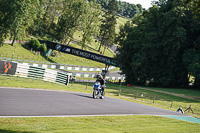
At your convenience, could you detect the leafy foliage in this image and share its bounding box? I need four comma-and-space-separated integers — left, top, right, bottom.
56, 0, 87, 44
27, 39, 47, 53
0, 0, 38, 46
185, 0, 200, 16
80, 1, 101, 49
116, 0, 200, 88
88, 0, 143, 18
98, 0, 117, 54
0, 0, 104, 50
40, 43, 47, 53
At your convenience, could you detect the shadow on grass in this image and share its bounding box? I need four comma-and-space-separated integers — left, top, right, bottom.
76, 42, 98, 52
21, 43, 56, 63
0, 129, 35, 133
40, 55, 56, 63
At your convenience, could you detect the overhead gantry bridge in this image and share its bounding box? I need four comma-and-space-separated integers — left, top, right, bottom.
39, 40, 117, 69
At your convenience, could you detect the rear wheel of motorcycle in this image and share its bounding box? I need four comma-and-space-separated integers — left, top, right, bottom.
100, 91, 105, 99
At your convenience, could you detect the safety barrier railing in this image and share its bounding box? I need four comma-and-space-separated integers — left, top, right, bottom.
0, 57, 117, 71
1, 60, 125, 84
1, 60, 70, 86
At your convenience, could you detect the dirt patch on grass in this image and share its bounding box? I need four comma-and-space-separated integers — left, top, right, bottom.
135, 87, 200, 102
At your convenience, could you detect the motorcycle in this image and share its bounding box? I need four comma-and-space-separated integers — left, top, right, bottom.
93, 82, 105, 99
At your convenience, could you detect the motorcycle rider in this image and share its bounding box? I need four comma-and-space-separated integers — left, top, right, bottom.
96, 75, 105, 93
176, 107, 184, 113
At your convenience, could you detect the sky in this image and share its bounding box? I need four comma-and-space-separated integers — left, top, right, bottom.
121, 0, 156, 9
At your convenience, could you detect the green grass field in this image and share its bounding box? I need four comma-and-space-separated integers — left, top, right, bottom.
115, 16, 129, 34
141, 86, 200, 98
0, 115, 199, 133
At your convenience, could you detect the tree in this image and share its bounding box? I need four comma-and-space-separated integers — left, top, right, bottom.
80, 1, 101, 49
88, 0, 143, 18
116, 0, 200, 87
41, 0, 65, 37
56, 0, 88, 44
0, 0, 38, 46
27, 0, 68, 39
0, 0, 4, 46
98, 0, 117, 54
185, 0, 200, 16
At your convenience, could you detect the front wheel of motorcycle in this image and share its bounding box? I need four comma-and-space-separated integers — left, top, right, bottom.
93, 90, 97, 99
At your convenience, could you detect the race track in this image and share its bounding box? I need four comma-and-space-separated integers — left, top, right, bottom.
0, 87, 189, 117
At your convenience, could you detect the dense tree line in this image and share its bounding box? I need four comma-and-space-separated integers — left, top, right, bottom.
88, 0, 143, 18
116, 0, 200, 88
0, 0, 116, 52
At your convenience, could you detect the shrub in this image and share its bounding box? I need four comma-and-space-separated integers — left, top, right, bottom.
26, 39, 34, 48
26, 39, 47, 54
32, 39, 40, 51
26, 39, 39, 50
40, 43, 47, 53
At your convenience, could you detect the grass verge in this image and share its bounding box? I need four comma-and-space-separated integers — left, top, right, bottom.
0, 116, 199, 133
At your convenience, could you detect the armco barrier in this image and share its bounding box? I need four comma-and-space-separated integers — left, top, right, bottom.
56, 72, 69, 84
70, 72, 125, 80
28, 66, 46, 79
0, 60, 70, 86
1, 60, 125, 82
17, 62, 124, 80
0, 57, 116, 72
18, 62, 115, 72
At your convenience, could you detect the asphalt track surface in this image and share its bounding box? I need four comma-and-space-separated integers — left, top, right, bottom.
0, 87, 190, 117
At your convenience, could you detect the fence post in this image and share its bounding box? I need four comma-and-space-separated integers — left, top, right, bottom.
170, 100, 173, 108
118, 81, 122, 96
85, 82, 89, 90
135, 92, 138, 99
12, 53, 14, 59
153, 96, 156, 103
71, 81, 74, 86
